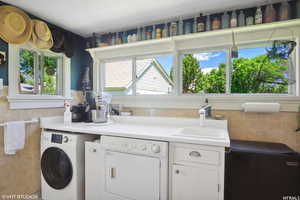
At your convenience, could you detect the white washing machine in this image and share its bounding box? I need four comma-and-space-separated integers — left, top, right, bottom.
41, 130, 95, 200
85, 135, 169, 200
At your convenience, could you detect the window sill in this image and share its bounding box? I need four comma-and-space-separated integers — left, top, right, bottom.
7, 95, 72, 109
111, 95, 300, 112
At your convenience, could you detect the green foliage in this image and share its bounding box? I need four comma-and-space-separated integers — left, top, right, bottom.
231, 55, 288, 93
181, 53, 288, 94
19, 50, 58, 94
19, 49, 34, 84
182, 54, 203, 93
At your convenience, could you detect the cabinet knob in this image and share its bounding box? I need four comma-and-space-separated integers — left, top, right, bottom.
175, 169, 180, 174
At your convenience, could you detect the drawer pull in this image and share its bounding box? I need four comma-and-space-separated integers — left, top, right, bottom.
189, 151, 201, 157
110, 167, 116, 178
175, 169, 180, 174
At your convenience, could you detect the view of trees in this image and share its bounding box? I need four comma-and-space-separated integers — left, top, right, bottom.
19, 49, 58, 94
180, 52, 288, 94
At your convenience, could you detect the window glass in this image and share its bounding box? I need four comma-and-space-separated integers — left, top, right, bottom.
104, 59, 133, 95
231, 45, 290, 94
19, 49, 36, 94
182, 51, 226, 94
136, 56, 173, 95
42, 56, 59, 95
19, 48, 63, 95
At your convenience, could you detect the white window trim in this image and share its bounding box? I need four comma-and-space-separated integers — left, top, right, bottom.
7, 43, 71, 109
87, 19, 300, 112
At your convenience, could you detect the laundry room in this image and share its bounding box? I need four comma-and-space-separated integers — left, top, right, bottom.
0, 0, 300, 200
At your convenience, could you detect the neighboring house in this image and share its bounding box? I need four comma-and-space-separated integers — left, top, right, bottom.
105, 59, 173, 95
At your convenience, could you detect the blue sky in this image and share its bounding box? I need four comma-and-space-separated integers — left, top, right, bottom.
156, 47, 268, 74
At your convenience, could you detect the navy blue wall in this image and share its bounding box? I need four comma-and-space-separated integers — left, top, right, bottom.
0, 1, 92, 90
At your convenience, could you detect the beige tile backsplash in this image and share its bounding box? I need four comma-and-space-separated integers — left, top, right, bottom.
0, 88, 299, 198
129, 107, 300, 153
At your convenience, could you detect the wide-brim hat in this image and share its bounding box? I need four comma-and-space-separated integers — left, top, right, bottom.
0, 5, 33, 44
50, 28, 74, 58
30, 20, 53, 49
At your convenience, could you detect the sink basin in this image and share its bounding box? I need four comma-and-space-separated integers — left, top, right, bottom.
174, 126, 226, 139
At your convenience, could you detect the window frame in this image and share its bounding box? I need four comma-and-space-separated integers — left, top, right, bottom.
101, 53, 175, 96
7, 43, 71, 109
89, 21, 300, 111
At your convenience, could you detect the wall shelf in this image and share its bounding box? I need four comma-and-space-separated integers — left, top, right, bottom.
86, 19, 300, 57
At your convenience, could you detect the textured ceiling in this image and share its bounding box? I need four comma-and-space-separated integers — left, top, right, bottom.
3, 0, 269, 37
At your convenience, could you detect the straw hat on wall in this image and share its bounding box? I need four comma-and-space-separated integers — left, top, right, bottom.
0, 5, 33, 44
30, 20, 53, 49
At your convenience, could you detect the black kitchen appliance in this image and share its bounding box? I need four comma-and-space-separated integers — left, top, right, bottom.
225, 140, 300, 200
71, 104, 87, 122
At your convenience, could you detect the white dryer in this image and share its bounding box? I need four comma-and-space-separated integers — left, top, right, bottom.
85, 135, 169, 200
41, 130, 95, 200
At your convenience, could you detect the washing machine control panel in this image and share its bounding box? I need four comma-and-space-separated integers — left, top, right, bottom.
51, 134, 63, 144
101, 136, 168, 157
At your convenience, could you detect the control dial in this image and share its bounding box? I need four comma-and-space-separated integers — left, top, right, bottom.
63, 136, 69, 143
151, 144, 161, 153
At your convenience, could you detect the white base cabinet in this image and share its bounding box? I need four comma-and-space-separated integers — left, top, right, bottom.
169, 143, 225, 200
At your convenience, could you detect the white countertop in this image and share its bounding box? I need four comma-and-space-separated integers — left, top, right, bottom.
41, 116, 230, 147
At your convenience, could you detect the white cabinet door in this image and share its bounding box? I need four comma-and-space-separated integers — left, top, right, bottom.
172, 164, 219, 200
105, 151, 161, 200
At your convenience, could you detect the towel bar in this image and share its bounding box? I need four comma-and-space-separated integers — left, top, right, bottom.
0, 118, 39, 127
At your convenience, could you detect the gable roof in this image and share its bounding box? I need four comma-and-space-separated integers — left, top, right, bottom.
105, 58, 173, 91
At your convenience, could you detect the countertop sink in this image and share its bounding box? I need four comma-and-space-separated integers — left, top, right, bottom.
174, 126, 226, 139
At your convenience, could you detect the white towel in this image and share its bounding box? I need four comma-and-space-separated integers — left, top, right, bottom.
4, 121, 26, 155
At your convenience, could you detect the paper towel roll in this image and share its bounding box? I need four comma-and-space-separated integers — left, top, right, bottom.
242, 102, 280, 113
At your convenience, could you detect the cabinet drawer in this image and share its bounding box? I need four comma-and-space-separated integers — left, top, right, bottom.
173, 147, 219, 165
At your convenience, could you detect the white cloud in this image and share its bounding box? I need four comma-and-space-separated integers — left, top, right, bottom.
193, 52, 221, 61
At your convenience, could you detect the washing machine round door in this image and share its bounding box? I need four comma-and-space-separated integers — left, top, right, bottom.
41, 147, 73, 190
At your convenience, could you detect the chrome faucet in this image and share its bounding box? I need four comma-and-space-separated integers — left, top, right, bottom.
199, 99, 212, 126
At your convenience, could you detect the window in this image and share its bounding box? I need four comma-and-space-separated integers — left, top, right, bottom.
19, 49, 62, 95
179, 42, 296, 95
231, 45, 293, 94
136, 56, 173, 95
103, 55, 174, 95
104, 59, 133, 95
8, 44, 71, 109
181, 51, 227, 94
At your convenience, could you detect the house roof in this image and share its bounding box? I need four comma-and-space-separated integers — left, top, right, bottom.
105, 58, 173, 90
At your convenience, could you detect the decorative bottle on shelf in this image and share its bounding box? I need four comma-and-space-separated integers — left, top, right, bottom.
178, 17, 184, 35
122, 32, 127, 43
170, 22, 177, 36
246, 15, 254, 26
156, 28, 162, 39
222, 12, 229, 29
185, 22, 192, 34
137, 27, 142, 41
116, 32, 122, 44
198, 14, 205, 32
212, 17, 221, 30
255, 7, 263, 24
111, 33, 116, 45
206, 14, 211, 31
152, 25, 156, 39
230, 11, 238, 28
238, 10, 245, 27
146, 29, 152, 40
193, 16, 197, 33
279, 0, 291, 21
264, 3, 276, 23
142, 27, 146, 40
92, 32, 97, 47
162, 22, 168, 38
297, 0, 300, 18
